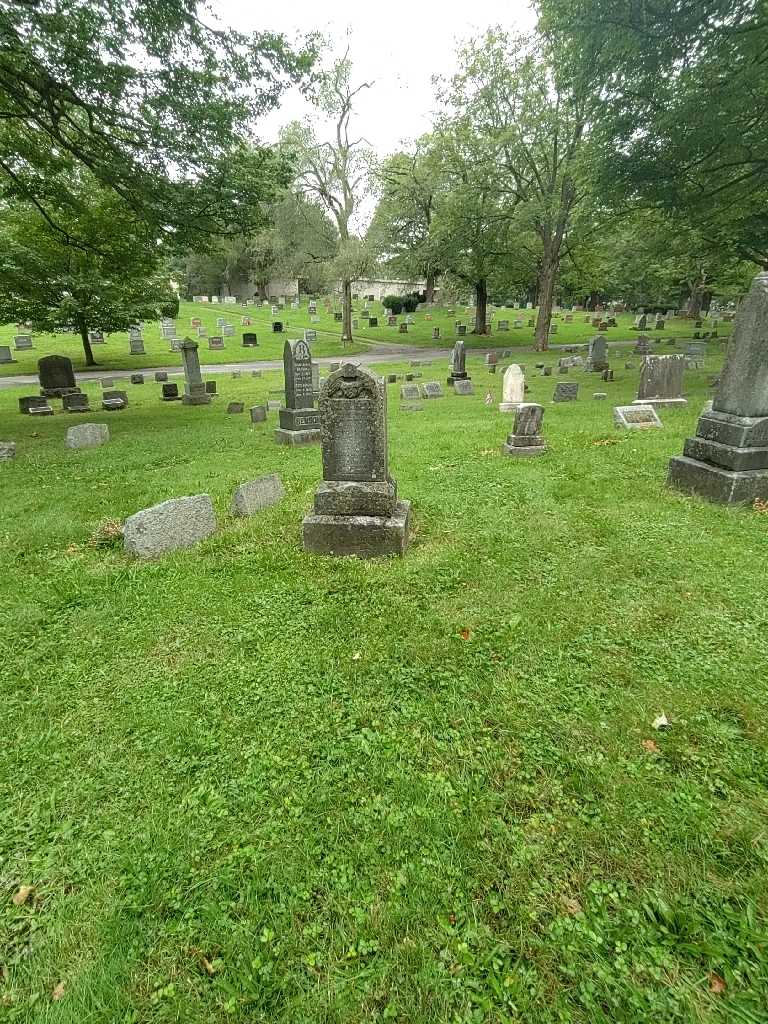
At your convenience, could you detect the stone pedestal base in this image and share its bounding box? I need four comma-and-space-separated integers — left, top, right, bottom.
447, 373, 470, 386
498, 401, 521, 413
182, 389, 211, 406
274, 427, 321, 445
502, 441, 547, 457
632, 397, 687, 409
667, 457, 768, 504
302, 500, 411, 558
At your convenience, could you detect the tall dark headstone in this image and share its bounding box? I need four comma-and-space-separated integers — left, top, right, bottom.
447, 339, 469, 386
38, 355, 79, 398
275, 339, 320, 445
668, 269, 768, 503
302, 363, 411, 558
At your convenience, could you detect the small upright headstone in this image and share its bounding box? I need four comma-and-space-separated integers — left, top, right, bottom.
242, 332, 259, 347
420, 381, 444, 399
586, 336, 609, 372
63, 392, 90, 413
14, 334, 33, 351
633, 354, 687, 408
154, 371, 168, 382
123, 495, 217, 559
614, 404, 663, 429
302, 363, 411, 558
227, 401, 245, 414
249, 405, 267, 423
0, 345, 15, 364
499, 364, 525, 412
633, 335, 652, 356
231, 474, 285, 516
502, 403, 546, 457
130, 337, 145, 355
447, 340, 469, 386
38, 355, 78, 398
275, 339, 320, 445
553, 382, 578, 402
65, 422, 109, 448
161, 382, 180, 401
453, 379, 474, 396
131, 373, 145, 385
102, 389, 128, 411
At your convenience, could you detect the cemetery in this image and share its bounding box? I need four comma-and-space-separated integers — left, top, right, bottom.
0, 1, 767, 1022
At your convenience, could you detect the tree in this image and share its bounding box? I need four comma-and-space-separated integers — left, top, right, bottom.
444, 30, 593, 350
0, 177, 176, 366
537, 0, 768, 265
0, 0, 315, 245
281, 55, 374, 345
369, 141, 442, 303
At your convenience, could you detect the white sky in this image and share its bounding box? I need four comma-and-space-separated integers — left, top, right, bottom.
210, 0, 537, 157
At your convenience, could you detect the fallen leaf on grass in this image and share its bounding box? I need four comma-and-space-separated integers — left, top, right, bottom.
592, 437, 622, 446
459, 628, 471, 641
641, 739, 660, 754
12, 885, 34, 906
559, 895, 583, 915
200, 957, 216, 977
52, 982, 66, 1001
708, 972, 726, 994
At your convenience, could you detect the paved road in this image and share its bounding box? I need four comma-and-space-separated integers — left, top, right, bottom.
0, 337, 643, 389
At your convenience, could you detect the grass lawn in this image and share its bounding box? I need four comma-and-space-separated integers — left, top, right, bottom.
0, 301, 732, 377
1, 348, 766, 1023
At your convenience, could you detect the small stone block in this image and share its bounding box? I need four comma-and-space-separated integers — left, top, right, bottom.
614, 404, 663, 429
249, 405, 267, 423
230, 474, 285, 516
65, 423, 109, 449
227, 402, 245, 414
123, 494, 217, 558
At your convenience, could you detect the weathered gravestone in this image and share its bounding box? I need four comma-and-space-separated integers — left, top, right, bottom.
633, 354, 687, 408
400, 384, 420, 401
249, 405, 267, 423
123, 494, 217, 558
222, 325, 234, 337
633, 335, 652, 356
14, 334, 33, 351
155, 371, 168, 382
63, 392, 90, 413
502, 403, 547, 457
0, 441, 16, 460
231, 473, 285, 516
227, 401, 245, 414
19, 396, 53, 415
129, 336, 145, 355
614, 404, 663, 429
454, 379, 474, 396
368, 316, 378, 327
131, 374, 145, 385
102, 389, 128, 411
180, 340, 211, 405
242, 332, 259, 347
685, 341, 706, 368
272, 321, 283, 333
208, 336, 225, 350
65, 422, 110, 448
161, 382, 180, 401
667, 268, 768, 503
38, 355, 78, 398
420, 381, 444, 399
553, 382, 579, 402
204, 380, 217, 395
586, 336, 609, 372
0, 345, 15, 363
302, 363, 411, 558
447, 339, 469, 386
499, 364, 525, 412
275, 339, 320, 445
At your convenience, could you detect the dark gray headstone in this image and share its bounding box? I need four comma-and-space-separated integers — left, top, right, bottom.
553, 382, 578, 402
38, 355, 76, 397
161, 382, 180, 401
250, 405, 267, 423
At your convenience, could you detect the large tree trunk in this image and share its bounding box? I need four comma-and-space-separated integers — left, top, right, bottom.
587, 291, 600, 311
257, 282, 267, 300
686, 288, 704, 318
78, 317, 96, 367
535, 254, 558, 352
425, 271, 436, 305
473, 279, 488, 335
341, 278, 353, 346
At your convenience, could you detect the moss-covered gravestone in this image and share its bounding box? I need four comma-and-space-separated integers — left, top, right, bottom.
302, 363, 411, 558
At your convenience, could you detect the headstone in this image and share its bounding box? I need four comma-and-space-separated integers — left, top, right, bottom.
634, 335, 652, 356
180, 340, 211, 405
368, 316, 378, 327
302, 363, 411, 558
227, 401, 245, 414
633, 354, 687, 408
20, 396, 53, 415
38, 355, 78, 397
130, 374, 144, 385
456, 324, 467, 337
304, 329, 317, 343
275, 339, 320, 445
542, 366, 553, 377
499, 364, 525, 412
63, 392, 90, 413
614, 404, 663, 429
155, 371, 168, 382
272, 321, 283, 333
593, 392, 608, 400
0, 441, 16, 460
498, 320, 509, 331
453, 379, 474, 396
63, 420, 108, 447
242, 333, 259, 347
14, 334, 33, 350
102, 389, 128, 411
231, 474, 285, 516
123, 494, 217, 558
161, 382, 180, 401
400, 384, 420, 401
685, 341, 706, 368
586, 336, 609, 372
88, 331, 105, 345
668, 269, 768, 503
447, 340, 469, 385
0, 345, 15, 363
101, 377, 114, 389
205, 380, 217, 395
222, 325, 234, 337
502, 403, 546, 457
432, 327, 440, 340
553, 382, 578, 402
208, 335, 225, 350
420, 381, 443, 399
334, 311, 343, 322
249, 405, 267, 423
398, 323, 408, 334
251, 370, 262, 378
129, 337, 145, 355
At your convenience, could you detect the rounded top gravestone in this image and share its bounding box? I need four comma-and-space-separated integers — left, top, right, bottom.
38, 355, 77, 397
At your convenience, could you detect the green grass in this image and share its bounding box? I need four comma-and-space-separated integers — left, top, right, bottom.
1, 349, 766, 1023
0, 301, 732, 377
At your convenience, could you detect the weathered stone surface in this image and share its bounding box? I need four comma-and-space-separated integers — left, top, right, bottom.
586, 336, 609, 372
180, 340, 211, 405
634, 354, 687, 407
131, 374, 145, 385
448, 340, 468, 384
502, 402, 546, 457
250, 405, 267, 423
227, 401, 245, 414
499, 364, 524, 411
667, 457, 768, 503
124, 494, 217, 558
453, 379, 474, 395
303, 502, 411, 558
276, 338, 320, 443
65, 422, 110, 449
553, 382, 578, 402
0, 441, 16, 460
162, 382, 180, 401
614, 404, 662, 429
19, 395, 51, 415
38, 355, 77, 397
230, 474, 285, 516
0, 345, 16, 363
102, 389, 127, 411
155, 371, 168, 382
420, 381, 443, 399
713, 269, 768, 417
63, 392, 90, 412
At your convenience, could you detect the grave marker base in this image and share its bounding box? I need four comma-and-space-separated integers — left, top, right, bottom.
302, 500, 411, 559
274, 427, 321, 446
667, 456, 768, 504
631, 397, 688, 409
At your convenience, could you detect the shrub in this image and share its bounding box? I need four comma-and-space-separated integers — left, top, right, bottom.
382, 294, 404, 315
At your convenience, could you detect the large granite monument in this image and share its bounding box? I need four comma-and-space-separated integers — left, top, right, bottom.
302, 363, 411, 558
275, 339, 320, 445
667, 269, 768, 503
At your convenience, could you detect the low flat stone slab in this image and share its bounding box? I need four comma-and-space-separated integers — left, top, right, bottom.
65, 423, 110, 449
249, 405, 267, 423
0, 441, 16, 460
123, 494, 216, 558
614, 404, 663, 429
302, 500, 411, 559
231, 474, 286, 516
